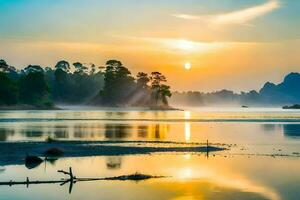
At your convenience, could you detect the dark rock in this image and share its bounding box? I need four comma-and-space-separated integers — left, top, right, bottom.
25, 155, 43, 169
44, 148, 64, 157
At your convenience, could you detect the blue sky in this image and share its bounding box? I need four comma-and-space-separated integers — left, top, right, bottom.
1, 0, 298, 42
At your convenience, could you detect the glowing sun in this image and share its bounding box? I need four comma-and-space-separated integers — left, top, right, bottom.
184, 62, 191, 70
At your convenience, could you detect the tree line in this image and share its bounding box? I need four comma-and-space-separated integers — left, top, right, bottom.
171, 89, 260, 106
0, 59, 172, 108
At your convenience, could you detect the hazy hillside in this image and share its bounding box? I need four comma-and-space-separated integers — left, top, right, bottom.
260, 72, 300, 104
171, 72, 300, 107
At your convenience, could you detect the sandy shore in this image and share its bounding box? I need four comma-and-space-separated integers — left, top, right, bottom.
0, 141, 226, 166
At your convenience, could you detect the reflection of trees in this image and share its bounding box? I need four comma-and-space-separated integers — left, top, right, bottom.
138, 124, 169, 140
106, 156, 122, 170
261, 124, 277, 132
74, 124, 92, 139
104, 124, 132, 139
283, 124, 300, 137
73, 124, 104, 139
21, 129, 43, 138
154, 124, 160, 139
0, 122, 170, 141
137, 125, 148, 138
152, 124, 169, 139
0, 128, 15, 141
53, 126, 69, 139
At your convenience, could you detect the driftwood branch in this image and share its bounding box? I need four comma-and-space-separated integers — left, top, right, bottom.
0, 167, 165, 194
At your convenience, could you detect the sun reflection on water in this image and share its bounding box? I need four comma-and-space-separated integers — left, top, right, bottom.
184, 111, 191, 142
184, 122, 191, 142
179, 168, 193, 179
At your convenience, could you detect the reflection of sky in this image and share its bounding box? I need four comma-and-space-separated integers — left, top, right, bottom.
0, 154, 297, 199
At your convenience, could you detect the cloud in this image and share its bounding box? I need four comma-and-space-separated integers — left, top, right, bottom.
172, 0, 280, 26
132, 37, 259, 55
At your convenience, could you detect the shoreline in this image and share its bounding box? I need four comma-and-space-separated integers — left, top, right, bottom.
0, 104, 183, 111
0, 141, 226, 166
0, 104, 61, 111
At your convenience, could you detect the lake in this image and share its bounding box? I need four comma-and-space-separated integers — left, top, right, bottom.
0, 108, 300, 200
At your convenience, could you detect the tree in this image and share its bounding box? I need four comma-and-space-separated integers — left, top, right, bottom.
0, 59, 19, 83
158, 84, 172, 105
0, 59, 9, 72
0, 59, 17, 74
136, 72, 150, 89
0, 72, 18, 105
100, 60, 135, 105
54, 60, 70, 101
55, 60, 70, 72
19, 68, 50, 105
73, 62, 88, 75
90, 64, 96, 75
150, 72, 171, 106
24, 65, 44, 74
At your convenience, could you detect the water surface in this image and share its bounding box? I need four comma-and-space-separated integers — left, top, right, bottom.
0, 108, 299, 200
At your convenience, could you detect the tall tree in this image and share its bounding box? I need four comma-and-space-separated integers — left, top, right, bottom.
24, 65, 44, 74
73, 62, 88, 75
0, 59, 9, 72
0, 72, 18, 105
150, 72, 171, 106
55, 60, 70, 72
54, 60, 70, 101
158, 84, 172, 105
0, 59, 18, 80
136, 72, 150, 89
100, 60, 135, 105
19, 66, 50, 106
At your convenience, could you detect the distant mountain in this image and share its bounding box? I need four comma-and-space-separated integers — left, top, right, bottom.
171, 72, 300, 106
259, 72, 300, 104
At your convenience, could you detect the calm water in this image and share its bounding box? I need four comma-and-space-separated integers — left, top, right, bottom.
0, 108, 300, 200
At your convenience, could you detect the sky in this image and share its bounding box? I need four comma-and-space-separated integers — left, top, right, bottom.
1, 0, 300, 92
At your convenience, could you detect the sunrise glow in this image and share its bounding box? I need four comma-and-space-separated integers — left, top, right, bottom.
184, 62, 191, 70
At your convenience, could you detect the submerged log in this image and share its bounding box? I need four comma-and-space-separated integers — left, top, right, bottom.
0, 167, 165, 193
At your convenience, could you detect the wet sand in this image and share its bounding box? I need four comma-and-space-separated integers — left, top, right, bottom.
0, 141, 226, 166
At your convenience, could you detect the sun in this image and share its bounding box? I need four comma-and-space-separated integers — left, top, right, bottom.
184, 62, 191, 70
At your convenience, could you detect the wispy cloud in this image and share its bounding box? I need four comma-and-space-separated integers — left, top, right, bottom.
131, 36, 259, 54
172, 0, 280, 25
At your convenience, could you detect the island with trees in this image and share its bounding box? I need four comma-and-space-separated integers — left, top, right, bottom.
0, 59, 173, 110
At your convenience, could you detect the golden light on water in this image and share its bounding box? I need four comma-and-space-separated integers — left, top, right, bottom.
184, 111, 191, 142
185, 122, 191, 142
183, 154, 191, 159
184, 111, 191, 119
179, 168, 193, 179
